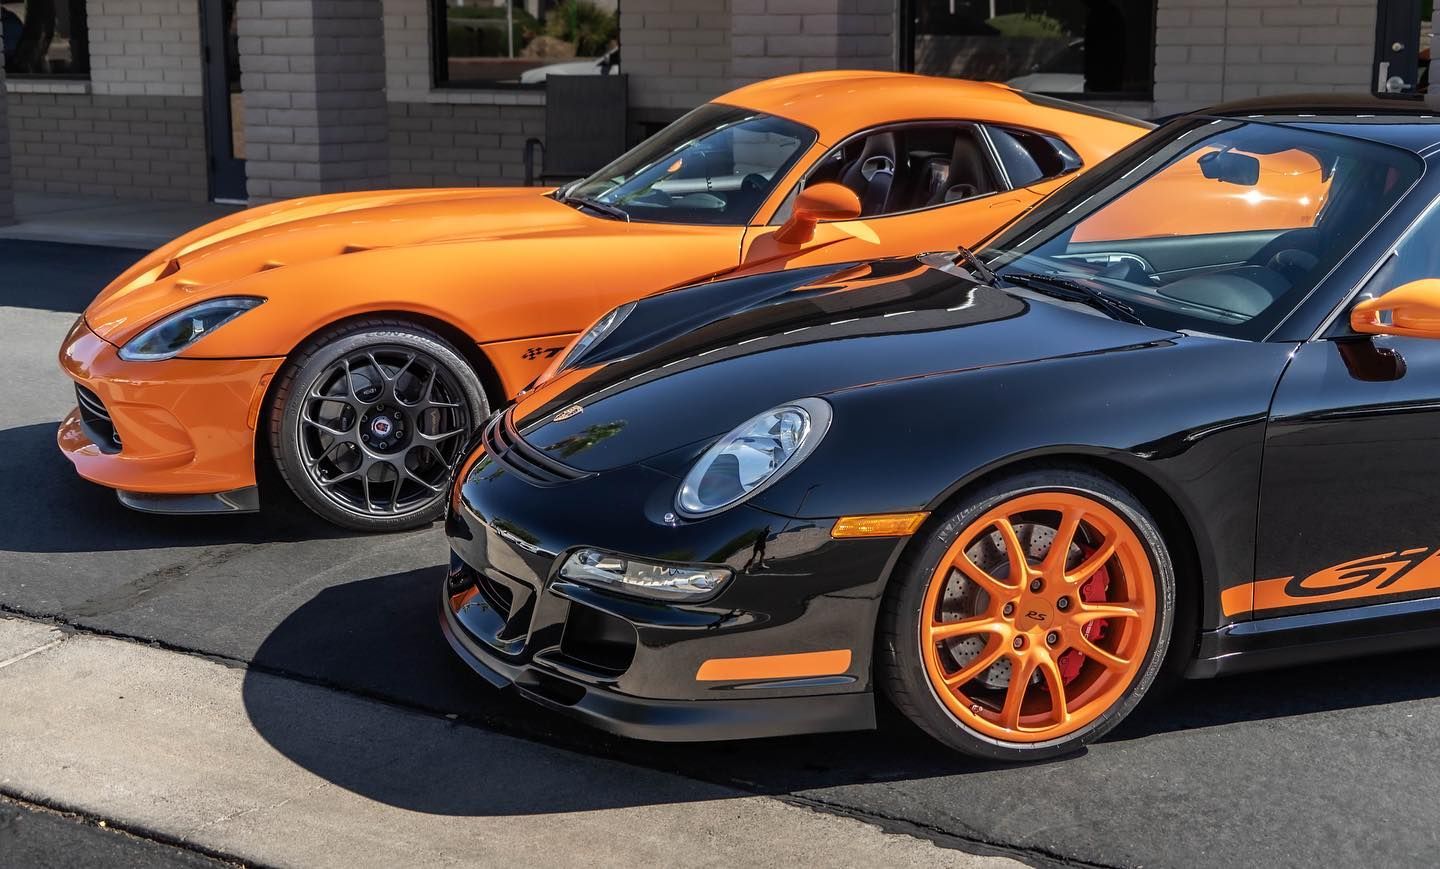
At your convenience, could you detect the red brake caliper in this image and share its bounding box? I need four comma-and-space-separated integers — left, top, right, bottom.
1056, 550, 1112, 684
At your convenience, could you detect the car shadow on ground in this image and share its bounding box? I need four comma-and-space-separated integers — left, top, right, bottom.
0, 240, 145, 315
241, 561, 1440, 815
0, 422, 360, 553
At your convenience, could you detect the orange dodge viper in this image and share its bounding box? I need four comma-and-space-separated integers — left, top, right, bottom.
58, 71, 1149, 531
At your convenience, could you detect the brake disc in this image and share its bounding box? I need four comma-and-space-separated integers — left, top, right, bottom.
941, 521, 1066, 691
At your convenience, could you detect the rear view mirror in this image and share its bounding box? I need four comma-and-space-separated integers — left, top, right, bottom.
1198, 150, 1261, 186
774, 182, 862, 244
1351, 279, 1440, 339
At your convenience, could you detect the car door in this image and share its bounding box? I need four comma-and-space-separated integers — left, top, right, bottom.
1252, 201, 1440, 622
737, 122, 1063, 273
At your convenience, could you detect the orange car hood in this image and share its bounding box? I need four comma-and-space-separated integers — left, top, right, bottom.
84, 187, 597, 343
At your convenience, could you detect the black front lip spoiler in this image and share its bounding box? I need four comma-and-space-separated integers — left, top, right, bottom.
438, 587, 876, 743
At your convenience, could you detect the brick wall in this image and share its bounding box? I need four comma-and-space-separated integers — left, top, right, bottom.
382, 0, 546, 188
1153, 0, 1377, 115
0, 68, 12, 225
622, 0, 732, 113
5, 0, 209, 202
732, 0, 893, 85
239, 0, 390, 201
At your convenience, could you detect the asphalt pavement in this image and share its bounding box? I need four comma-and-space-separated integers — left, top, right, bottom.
4, 239, 1440, 867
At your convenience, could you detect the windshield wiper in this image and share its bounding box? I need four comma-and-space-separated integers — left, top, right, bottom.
1002, 271, 1145, 325
560, 193, 630, 222
951, 244, 1000, 287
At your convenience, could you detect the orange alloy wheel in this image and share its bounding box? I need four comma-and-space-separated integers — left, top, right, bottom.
919, 492, 1157, 743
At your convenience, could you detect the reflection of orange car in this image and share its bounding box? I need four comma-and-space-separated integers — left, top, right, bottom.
58, 71, 1147, 530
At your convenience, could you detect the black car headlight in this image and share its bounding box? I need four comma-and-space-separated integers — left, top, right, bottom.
675, 397, 832, 518
559, 548, 733, 601
118, 296, 265, 361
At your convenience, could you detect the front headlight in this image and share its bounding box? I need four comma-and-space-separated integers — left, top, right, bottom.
119, 296, 265, 361
675, 397, 832, 518
559, 548, 733, 601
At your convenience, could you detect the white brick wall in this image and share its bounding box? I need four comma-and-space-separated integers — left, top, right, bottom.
731, 0, 893, 86
0, 66, 12, 224
1153, 0, 1377, 115
623, 0, 732, 111
87, 0, 204, 98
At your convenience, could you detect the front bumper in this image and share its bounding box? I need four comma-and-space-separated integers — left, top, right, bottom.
441, 455, 907, 742
56, 317, 283, 497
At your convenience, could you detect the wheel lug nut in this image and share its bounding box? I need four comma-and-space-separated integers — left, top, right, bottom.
1046, 631, 1059, 645
1029, 578, 1043, 592
362, 434, 369, 442
1013, 636, 1025, 650
1002, 602, 1015, 617
393, 412, 402, 419
1056, 596, 1070, 611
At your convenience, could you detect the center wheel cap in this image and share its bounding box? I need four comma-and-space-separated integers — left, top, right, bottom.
360, 404, 409, 453
1017, 598, 1054, 630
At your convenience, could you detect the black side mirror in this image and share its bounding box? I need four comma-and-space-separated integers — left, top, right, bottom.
1198, 150, 1261, 186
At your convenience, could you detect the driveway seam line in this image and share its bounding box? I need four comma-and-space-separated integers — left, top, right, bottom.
0, 636, 65, 670
0, 605, 1099, 868
0, 787, 256, 868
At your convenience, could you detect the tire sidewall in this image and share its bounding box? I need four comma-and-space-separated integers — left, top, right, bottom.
274, 325, 488, 532
885, 468, 1175, 761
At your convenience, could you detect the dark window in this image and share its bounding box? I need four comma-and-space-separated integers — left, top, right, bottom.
2, 0, 89, 77
778, 124, 1003, 222
985, 126, 1082, 186
902, 0, 1153, 100
433, 0, 620, 88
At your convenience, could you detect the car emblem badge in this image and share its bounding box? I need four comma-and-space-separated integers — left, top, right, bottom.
554, 404, 584, 422
371, 418, 393, 438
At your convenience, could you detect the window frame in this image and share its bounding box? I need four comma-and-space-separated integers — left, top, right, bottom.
2, 0, 90, 81
769, 119, 1078, 226
897, 0, 1155, 102
429, 0, 547, 91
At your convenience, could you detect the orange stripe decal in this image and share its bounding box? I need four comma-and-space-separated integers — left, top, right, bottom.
696, 650, 852, 682
1219, 583, 1252, 618
1247, 547, 1440, 616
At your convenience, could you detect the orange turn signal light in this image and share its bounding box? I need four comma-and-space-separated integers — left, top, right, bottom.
831, 512, 929, 539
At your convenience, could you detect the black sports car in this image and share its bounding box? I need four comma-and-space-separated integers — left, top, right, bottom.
441, 96, 1440, 760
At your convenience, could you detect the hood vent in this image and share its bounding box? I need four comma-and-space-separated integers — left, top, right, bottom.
341, 244, 373, 255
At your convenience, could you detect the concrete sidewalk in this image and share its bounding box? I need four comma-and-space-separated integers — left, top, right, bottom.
0, 193, 239, 250
0, 616, 1016, 868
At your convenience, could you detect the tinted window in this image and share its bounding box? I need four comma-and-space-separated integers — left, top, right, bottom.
3, 0, 88, 77
984, 121, 1423, 340
565, 104, 816, 226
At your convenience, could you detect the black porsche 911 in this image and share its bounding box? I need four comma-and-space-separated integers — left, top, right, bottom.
441, 96, 1440, 760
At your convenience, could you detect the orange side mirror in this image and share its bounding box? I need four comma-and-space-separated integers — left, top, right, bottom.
773, 182, 862, 245
1351, 279, 1440, 339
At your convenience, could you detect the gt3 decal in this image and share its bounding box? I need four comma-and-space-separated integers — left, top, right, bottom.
1241, 547, 1440, 616
521, 346, 565, 361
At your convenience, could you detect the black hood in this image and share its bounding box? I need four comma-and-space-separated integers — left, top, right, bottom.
509, 257, 1179, 472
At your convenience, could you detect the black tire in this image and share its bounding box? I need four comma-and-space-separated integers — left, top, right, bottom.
268, 318, 489, 532
878, 466, 1175, 762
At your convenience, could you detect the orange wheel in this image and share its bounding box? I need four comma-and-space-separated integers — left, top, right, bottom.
880, 468, 1174, 760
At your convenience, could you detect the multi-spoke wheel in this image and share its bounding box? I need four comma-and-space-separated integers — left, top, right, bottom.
880, 468, 1174, 761
269, 319, 488, 532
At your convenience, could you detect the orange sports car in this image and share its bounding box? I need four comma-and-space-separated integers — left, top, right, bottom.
58, 71, 1148, 531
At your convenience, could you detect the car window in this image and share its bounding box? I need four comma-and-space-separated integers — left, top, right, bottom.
983, 120, 1423, 340
564, 104, 816, 226
772, 124, 1001, 223
1357, 198, 1440, 301
985, 126, 1082, 188
1073, 146, 1332, 242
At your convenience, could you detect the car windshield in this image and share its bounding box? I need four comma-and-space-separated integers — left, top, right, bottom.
981, 120, 1423, 340
561, 104, 817, 226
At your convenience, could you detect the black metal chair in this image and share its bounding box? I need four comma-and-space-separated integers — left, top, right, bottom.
524, 73, 629, 187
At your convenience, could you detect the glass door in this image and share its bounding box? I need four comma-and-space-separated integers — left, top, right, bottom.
200, 0, 246, 202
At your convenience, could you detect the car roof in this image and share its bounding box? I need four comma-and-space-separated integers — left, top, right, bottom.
714, 70, 1152, 143
1188, 94, 1440, 153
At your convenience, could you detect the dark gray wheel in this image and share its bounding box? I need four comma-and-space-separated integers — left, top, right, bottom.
269, 319, 488, 532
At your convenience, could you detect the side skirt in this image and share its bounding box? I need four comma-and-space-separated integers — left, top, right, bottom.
1187, 595, 1440, 678
117, 487, 261, 515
